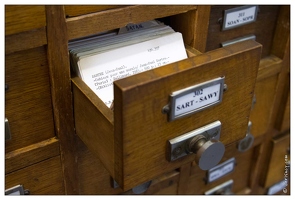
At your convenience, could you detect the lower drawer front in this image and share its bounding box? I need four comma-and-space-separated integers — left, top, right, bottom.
124, 170, 180, 195
5, 156, 65, 195
76, 137, 123, 195
77, 136, 179, 195
187, 142, 257, 194
263, 133, 290, 189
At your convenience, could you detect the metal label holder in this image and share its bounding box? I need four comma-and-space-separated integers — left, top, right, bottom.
164, 77, 225, 122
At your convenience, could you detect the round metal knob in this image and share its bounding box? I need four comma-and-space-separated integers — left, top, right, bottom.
188, 135, 225, 170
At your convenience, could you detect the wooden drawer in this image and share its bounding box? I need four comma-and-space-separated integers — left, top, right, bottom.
5, 46, 55, 153
187, 142, 259, 194
249, 55, 282, 137
66, 5, 197, 40
279, 91, 290, 132
263, 133, 290, 188
64, 5, 127, 17
206, 5, 279, 58
5, 5, 46, 36
76, 135, 179, 194
143, 170, 179, 195
124, 170, 180, 195
5, 156, 65, 195
71, 40, 261, 191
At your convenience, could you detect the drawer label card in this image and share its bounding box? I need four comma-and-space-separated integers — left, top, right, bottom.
166, 77, 225, 121
222, 5, 258, 31
207, 157, 235, 183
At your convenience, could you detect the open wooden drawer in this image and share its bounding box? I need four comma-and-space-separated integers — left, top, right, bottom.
71, 40, 261, 191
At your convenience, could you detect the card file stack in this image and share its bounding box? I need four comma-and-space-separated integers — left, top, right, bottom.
69, 20, 188, 108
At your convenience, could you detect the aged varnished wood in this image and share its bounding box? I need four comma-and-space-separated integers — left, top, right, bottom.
249, 6, 290, 194
114, 40, 261, 190
5, 5, 46, 35
249, 55, 282, 138
5, 27, 47, 54
64, 5, 127, 17
5, 156, 65, 194
5, 137, 60, 174
46, 6, 79, 194
66, 5, 197, 40
5, 47, 55, 153
187, 142, 259, 194
71, 47, 199, 181
5, 5, 290, 195
263, 133, 290, 188
205, 5, 279, 58
170, 6, 211, 53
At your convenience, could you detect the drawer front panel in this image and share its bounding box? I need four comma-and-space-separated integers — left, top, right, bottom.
206, 5, 279, 58
5, 5, 46, 36
5, 156, 65, 195
264, 133, 290, 188
188, 142, 256, 194
5, 47, 55, 153
64, 5, 127, 17
280, 92, 290, 132
250, 75, 279, 137
76, 137, 123, 195
113, 40, 261, 189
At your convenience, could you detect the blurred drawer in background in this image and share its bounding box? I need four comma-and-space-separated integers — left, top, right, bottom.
206, 5, 279, 58
262, 133, 290, 189
187, 141, 260, 194
249, 55, 282, 138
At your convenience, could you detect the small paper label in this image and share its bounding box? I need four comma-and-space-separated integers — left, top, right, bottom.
169, 77, 224, 121
223, 6, 258, 30
208, 158, 235, 182
174, 84, 221, 116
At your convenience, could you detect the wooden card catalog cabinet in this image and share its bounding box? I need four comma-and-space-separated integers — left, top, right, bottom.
72, 40, 261, 190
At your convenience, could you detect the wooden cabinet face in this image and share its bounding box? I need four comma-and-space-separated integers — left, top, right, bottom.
64, 5, 127, 17
206, 5, 279, 58
5, 47, 55, 153
5, 5, 46, 35
187, 142, 257, 194
250, 75, 279, 137
263, 133, 290, 188
5, 156, 65, 195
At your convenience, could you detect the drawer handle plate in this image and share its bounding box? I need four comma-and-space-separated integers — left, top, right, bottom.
205, 179, 234, 195
167, 121, 222, 162
5, 185, 30, 195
